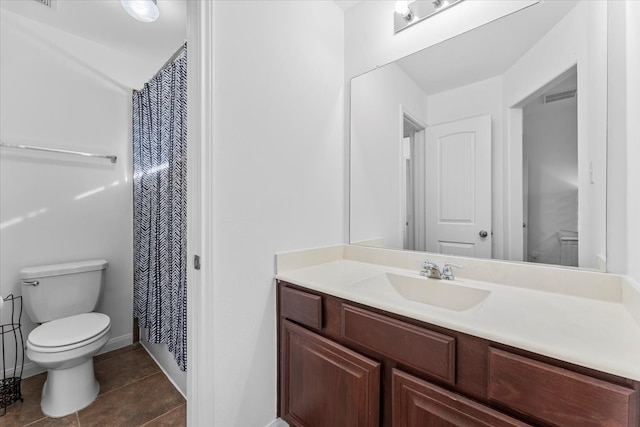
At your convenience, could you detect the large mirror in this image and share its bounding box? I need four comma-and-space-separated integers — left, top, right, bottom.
350, 0, 607, 270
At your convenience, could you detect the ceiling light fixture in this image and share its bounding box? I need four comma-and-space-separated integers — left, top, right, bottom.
121, 0, 160, 23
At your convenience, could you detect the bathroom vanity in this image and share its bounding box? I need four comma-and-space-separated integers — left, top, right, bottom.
275, 245, 640, 427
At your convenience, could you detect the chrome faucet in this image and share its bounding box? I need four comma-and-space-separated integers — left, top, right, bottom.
420, 260, 442, 279
420, 260, 463, 280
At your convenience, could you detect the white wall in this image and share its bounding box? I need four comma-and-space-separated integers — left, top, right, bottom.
350, 63, 426, 248
627, 1, 640, 283
607, 1, 628, 275
209, 1, 344, 425
426, 76, 504, 258
609, 0, 640, 280
0, 11, 134, 375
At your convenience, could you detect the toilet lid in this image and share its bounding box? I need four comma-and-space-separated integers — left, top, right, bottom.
29, 313, 111, 348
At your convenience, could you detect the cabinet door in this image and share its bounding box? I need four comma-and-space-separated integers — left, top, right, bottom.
392, 369, 530, 427
282, 320, 380, 427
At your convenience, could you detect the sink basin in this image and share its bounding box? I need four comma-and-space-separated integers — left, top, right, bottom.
353, 273, 490, 311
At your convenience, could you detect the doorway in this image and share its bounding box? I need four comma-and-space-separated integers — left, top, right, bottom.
401, 113, 426, 251
523, 72, 578, 266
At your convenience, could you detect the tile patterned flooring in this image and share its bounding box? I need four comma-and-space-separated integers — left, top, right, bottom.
1, 344, 186, 427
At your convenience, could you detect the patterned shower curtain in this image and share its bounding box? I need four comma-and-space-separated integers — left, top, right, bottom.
132, 46, 187, 371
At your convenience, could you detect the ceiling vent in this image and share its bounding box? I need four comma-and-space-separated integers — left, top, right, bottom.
544, 89, 577, 104
32, 0, 54, 7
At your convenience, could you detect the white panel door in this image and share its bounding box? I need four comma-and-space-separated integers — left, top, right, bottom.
425, 115, 492, 258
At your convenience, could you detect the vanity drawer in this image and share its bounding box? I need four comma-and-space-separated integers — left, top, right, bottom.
280, 286, 322, 330
393, 369, 530, 427
341, 304, 455, 385
488, 348, 639, 427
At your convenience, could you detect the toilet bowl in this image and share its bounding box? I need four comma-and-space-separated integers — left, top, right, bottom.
20, 259, 111, 418
26, 312, 111, 417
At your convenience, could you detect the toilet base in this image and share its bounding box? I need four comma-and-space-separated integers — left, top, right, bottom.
41, 359, 100, 418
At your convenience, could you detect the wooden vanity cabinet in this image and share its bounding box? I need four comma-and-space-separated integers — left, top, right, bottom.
277, 280, 640, 427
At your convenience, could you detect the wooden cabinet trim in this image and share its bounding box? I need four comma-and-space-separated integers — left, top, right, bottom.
282, 320, 380, 427
280, 285, 322, 330
488, 347, 639, 427
341, 303, 456, 386
392, 369, 531, 427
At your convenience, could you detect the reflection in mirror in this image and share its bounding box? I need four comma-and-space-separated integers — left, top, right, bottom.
394, 0, 465, 34
523, 68, 578, 266
350, 0, 607, 270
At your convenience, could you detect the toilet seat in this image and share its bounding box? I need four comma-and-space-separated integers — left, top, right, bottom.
28, 313, 111, 353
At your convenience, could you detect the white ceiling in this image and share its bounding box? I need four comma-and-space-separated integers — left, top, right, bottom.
0, 0, 186, 85
395, 0, 579, 96
2, 0, 576, 92
333, 0, 363, 12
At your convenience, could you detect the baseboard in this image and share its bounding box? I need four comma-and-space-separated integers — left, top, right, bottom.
140, 341, 187, 399
7, 333, 133, 379
16, 361, 46, 379
98, 333, 133, 355
265, 418, 289, 427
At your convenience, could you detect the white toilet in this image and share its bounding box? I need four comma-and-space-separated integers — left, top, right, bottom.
20, 259, 111, 417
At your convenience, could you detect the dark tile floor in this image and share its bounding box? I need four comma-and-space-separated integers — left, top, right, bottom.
1, 344, 186, 427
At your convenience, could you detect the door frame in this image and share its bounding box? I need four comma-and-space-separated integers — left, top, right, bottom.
398, 106, 427, 251
186, 2, 215, 425
505, 66, 578, 263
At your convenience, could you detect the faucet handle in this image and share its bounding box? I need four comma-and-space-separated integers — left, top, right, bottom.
443, 262, 463, 268
441, 262, 463, 280
422, 259, 440, 270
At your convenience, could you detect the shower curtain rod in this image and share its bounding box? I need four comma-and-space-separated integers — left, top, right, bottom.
0, 142, 117, 163
135, 41, 187, 93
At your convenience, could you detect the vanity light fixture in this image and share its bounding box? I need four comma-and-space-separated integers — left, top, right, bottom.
432, 0, 451, 10
394, 0, 465, 34
120, 0, 160, 23
395, 0, 415, 22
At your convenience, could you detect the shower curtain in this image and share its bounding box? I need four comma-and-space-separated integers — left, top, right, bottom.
132, 46, 187, 371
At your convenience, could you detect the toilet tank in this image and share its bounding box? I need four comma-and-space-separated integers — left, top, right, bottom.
20, 259, 108, 323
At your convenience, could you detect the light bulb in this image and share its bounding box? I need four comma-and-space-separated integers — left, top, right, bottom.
395, 0, 410, 16
121, 0, 160, 23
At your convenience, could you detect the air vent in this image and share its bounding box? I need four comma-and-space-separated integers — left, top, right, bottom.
32, 0, 54, 7
544, 89, 577, 104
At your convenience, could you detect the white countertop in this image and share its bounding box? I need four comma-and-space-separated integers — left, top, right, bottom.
276, 245, 640, 382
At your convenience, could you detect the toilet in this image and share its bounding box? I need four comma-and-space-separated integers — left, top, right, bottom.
20, 259, 111, 418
